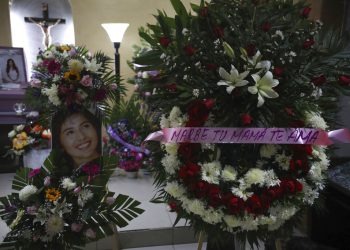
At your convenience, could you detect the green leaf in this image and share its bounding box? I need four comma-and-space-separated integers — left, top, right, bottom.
170, 0, 189, 25
139, 31, 157, 47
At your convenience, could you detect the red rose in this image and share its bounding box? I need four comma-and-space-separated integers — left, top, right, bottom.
293, 144, 313, 156
200, 7, 209, 17
195, 181, 208, 198
184, 45, 196, 56
186, 119, 204, 127
168, 201, 177, 211
301, 7, 311, 18
273, 67, 284, 77
208, 186, 222, 208
289, 120, 305, 128
223, 193, 242, 214
159, 36, 171, 48
47, 60, 61, 75
165, 83, 177, 92
261, 22, 271, 32
295, 180, 303, 192
339, 75, 350, 85
93, 88, 107, 101
178, 165, 188, 179
311, 75, 327, 86
178, 143, 200, 161
187, 100, 211, 125
246, 195, 263, 214
205, 63, 218, 71
186, 162, 201, 177
282, 179, 296, 194
245, 44, 256, 57
213, 26, 224, 38
241, 113, 252, 125
303, 39, 315, 49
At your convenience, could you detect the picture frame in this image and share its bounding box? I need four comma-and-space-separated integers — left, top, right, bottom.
0, 46, 27, 89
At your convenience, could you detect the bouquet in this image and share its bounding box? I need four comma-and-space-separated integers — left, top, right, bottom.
26, 44, 125, 115
132, 0, 350, 245
0, 151, 144, 249
7, 122, 51, 156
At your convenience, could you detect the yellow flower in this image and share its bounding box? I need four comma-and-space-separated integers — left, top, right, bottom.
64, 71, 81, 82
68, 59, 84, 73
59, 45, 71, 51
12, 132, 28, 150
46, 188, 61, 202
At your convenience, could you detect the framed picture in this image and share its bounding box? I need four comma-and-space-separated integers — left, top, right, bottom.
0, 47, 27, 87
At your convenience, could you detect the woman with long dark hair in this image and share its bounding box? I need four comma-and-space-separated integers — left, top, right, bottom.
4, 58, 20, 83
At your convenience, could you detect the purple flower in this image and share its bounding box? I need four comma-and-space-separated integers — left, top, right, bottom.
82, 163, 101, 177
74, 186, 82, 194
26, 206, 37, 215
28, 168, 41, 178
71, 222, 84, 232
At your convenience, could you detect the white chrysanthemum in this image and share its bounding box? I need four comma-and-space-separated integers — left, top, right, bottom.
61, 178, 77, 191
19, 185, 38, 201
221, 165, 237, 182
77, 189, 93, 207
201, 161, 221, 184
318, 152, 330, 169
164, 182, 186, 198
52, 74, 60, 83
46, 215, 64, 235
305, 111, 328, 130
164, 143, 178, 155
301, 181, 319, 205
170, 115, 188, 128
260, 145, 278, 158
202, 208, 224, 224
231, 186, 253, 201
308, 164, 324, 182
244, 168, 265, 187
240, 215, 259, 231
201, 143, 215, 151
68, 59, 84, 72
274, 152, 291, 171
16, 124, 25, 131
161, 154, 180, 174
160, 114, 170, 129
8, 130, 16, 138
264, 170, 280, 187
41, 84, 61, 106
258, 215, 276, 225
223, 215, 240, 228
43, 51, 54, 58
188, 199, 206, 216
169, 107, 182, 121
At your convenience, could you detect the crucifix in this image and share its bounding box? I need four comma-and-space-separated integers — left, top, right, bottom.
24, 3, 66, 48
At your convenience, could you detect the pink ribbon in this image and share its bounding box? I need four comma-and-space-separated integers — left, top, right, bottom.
145, 127, 350, 145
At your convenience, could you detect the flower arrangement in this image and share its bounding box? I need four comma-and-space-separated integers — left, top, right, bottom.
0, 150, 144, 249
7, 122, 51, 156
25, 44, 125, 114
132, 0, 350, 245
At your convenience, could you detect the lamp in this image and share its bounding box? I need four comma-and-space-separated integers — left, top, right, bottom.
101, 23, 129, 76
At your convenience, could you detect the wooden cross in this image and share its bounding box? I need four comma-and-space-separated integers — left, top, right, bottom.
24, 3, 66, 48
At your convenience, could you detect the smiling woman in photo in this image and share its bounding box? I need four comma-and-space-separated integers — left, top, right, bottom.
52, 108, 101, 171
3, 58, 20, 83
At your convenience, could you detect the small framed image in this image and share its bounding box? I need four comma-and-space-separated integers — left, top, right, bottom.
0, 47, 27, 88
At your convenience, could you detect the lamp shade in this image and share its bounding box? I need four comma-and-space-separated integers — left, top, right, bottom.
101, 23, 129, 43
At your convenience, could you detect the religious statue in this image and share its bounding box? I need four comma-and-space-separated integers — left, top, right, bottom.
24, 3, 65, 48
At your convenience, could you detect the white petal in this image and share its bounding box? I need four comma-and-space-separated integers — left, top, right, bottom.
230, 65, 239, 78
219, 67, 231, 81
226, 86, 235, 94
217, 80, 229, 86
259, 71, 274, 87
248, 86, 258, 94
272, 79, 279, 88
239, 71, 250, 80
257, 94, 265, 107
260, 88, 279, 98
236, 80, 249, 87
251, 74, 260, 83
257, 60, 271, 70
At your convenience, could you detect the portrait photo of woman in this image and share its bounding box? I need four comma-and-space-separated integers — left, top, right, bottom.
51, 108, 102, 176
0, 47, 27, 85
3, 58, 20, 83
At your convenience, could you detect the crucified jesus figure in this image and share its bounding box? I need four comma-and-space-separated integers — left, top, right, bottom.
28, 17, 61, 48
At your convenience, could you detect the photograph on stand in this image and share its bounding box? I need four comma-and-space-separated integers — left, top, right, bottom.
0, 47, 27, 87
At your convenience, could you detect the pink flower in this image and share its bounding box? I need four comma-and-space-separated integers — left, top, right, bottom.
28, 168, 41, 178
110, 83, 118, 90
82, 163, 101, 176
80, 75, 93, 87
44, 176, 51, 186
30, 78, 41, 88
85, 228, 96, 238
71, 222, 84, 232
74, 186, 82, 194
106, 197, 115, 205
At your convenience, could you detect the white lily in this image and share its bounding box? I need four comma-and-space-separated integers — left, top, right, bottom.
217, 65, 249, 94
84, 58, 102, 73
242, 50, 271, 71
248, 71, 279, 107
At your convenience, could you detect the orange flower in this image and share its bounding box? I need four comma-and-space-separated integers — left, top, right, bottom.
41, 129, 52, 140
32, 125, 43, 133
46, 188, 61, 202
64, 71, 81, 81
